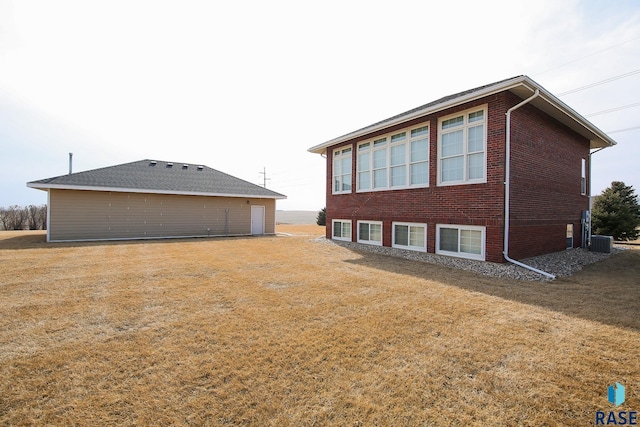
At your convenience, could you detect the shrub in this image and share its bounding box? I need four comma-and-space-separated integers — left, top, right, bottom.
316, 207, 326, 226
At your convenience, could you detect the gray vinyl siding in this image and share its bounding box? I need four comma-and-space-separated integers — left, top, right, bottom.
48, 189, 276, 242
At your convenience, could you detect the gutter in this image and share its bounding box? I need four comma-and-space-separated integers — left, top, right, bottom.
308, 75, 616, 155
308, 77, 531, 154
504, 89, 557, 280
26, 183, 287, 200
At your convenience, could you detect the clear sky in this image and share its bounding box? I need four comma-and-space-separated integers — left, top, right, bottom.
1, 0, 639, 211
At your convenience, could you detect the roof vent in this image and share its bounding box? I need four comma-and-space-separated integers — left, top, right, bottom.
197, 165, 204, 171
150, 161, 157, 166
167, 162, 173, 168
182, 164, 188, 169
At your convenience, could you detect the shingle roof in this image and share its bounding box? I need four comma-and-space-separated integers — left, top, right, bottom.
308, 75, 617, 153
347, 76, 522, 137
27, 159, 286, 199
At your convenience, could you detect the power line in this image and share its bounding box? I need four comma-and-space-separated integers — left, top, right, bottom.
557, 69, 640, 96
585, 102, 640, 117
533, 34, 640, 77
606, 125, 640, 134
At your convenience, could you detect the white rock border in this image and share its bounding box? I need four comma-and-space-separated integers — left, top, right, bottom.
313, 237, 623, 282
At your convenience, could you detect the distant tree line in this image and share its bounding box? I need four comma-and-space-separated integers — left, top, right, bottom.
0, 205, 47, 230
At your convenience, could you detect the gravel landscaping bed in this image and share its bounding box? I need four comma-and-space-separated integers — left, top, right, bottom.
314, 237, 622, 281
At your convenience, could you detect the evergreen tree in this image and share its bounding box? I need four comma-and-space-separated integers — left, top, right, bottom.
592, 181, 640, 241
316, 207, 326, 226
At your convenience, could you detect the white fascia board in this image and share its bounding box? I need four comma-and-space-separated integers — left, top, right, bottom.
26, 183, 287, 199
308, 76, 529, 154
308, 75, 617, 153
526, 79, 617, 149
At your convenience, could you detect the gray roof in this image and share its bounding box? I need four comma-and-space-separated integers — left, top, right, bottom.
27, 159, 286, 199
308, 75, 617, 153
347, 76, 521, 136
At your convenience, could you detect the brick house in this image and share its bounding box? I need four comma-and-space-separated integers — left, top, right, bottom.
308, 76, 616, 265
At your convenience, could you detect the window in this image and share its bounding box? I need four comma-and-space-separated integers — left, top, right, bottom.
333, 147, 352, 194
357, 124, 429, 191
392, 222, 427, 251
357, 143, 371, 190
357, 221, 382, 246
436, 224, 485, 260
581, 158, 587, 195
438, 106, 487, 185
373, 138, 387, 189
410, 126, 429, 185
566, 224, 574, 249
390, 132, 407, 187
332, 219, 352, 241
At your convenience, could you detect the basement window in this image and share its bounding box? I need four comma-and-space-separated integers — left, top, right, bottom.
436, 224, 485, 261
357, 221, 382, 246
392, 222, 427, 252
332, 219, 352, 242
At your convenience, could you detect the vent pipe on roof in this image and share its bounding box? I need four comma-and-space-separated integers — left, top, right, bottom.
68, 153, 73, 175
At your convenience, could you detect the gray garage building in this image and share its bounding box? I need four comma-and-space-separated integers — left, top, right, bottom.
27, 159, 286, 242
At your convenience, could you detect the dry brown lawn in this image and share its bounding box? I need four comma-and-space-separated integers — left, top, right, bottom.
1, 227, 639, 426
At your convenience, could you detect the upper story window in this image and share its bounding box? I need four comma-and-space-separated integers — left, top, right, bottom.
333, 146, 352, 194
410, 125, 429, 185
357, 124, 429, 192
438, 106, 487, 186
581, 158, 587, 195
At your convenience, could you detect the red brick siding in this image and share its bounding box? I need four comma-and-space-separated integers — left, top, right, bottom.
507, 93, 590, 259
324, 90, 589, 263
326, 94, 508, 262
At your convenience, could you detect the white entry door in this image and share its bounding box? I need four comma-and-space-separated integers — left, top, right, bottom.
251, 205, 265, 235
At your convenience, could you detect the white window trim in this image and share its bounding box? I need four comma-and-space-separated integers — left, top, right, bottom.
581, 158, 587, 195
437, 105, 487, 187
357, 220, 383, 246
332, 219, 352, 242
392, 222, 427, 252
409, 125, 430, 187
435, 224, 486, 261
356, 123, 430, 193
332, 146, 353, 195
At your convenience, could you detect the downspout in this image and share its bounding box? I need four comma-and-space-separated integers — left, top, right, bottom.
504, 89, 556, 280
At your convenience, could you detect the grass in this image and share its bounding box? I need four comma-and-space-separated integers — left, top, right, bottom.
0, 226, 639, 426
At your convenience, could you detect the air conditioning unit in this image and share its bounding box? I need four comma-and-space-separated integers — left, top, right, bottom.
590, 235, 613, 253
